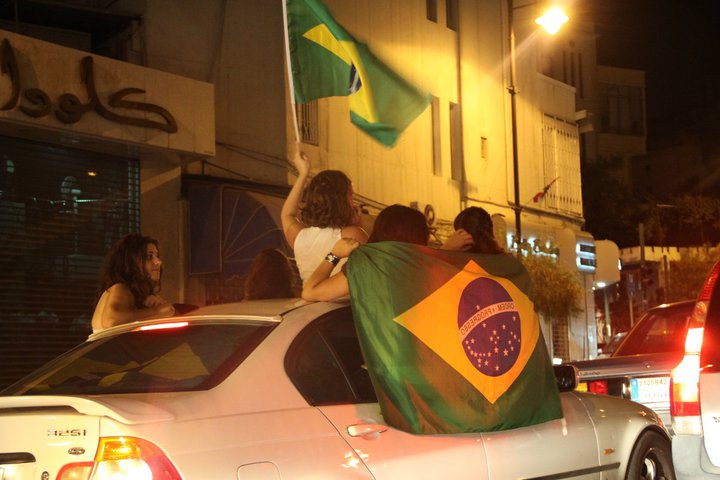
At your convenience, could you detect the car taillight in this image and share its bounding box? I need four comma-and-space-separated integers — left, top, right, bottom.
671, 307, 707, 436
56, 462, 93, 480
671, 261, 719, 435
56, 437, 182, 480
133, 322, 189, 332
587, 380, 608, 395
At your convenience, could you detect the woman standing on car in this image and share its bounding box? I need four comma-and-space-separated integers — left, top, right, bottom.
281, 143, 368, 286
302, 204, 429, 301
91, 233, 175, 333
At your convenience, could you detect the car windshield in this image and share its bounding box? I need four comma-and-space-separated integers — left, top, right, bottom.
613, 304, 692, 356
1, 322, 275, 395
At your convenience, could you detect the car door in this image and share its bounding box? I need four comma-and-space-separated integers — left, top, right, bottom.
285, 307, 601, 480
285, 307, 491, 480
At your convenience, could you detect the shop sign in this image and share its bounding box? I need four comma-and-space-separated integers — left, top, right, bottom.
0, 38, 177, 133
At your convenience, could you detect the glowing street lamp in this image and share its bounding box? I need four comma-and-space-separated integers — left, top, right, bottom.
535, 6, 569, 35
507, 1, 568, 253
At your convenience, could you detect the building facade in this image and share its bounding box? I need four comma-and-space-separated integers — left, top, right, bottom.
0, 0, 608, 388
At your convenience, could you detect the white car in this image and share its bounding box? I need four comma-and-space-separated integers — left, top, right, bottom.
1, 300, 674, 479
671, 259, 720, 479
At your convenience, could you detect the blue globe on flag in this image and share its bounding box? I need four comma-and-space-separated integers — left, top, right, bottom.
457, 277, 521, 377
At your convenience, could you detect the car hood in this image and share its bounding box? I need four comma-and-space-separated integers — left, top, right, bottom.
567, 352, 684, 380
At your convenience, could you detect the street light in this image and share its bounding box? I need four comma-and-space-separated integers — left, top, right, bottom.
507, 0, 568, 253
535, 7, 569, 34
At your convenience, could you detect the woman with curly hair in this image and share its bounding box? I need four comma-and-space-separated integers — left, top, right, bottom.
91, 233, 175, 332
302, 204, 429, 302
281, 144, 368, 285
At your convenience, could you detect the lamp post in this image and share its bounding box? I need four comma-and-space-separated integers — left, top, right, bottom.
656, 203, 678, 300
506, 1, 567, 254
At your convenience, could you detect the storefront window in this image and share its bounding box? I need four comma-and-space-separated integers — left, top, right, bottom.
0, 135, 139, 390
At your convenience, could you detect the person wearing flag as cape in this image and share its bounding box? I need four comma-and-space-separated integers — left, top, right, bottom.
304, 203, 563, 435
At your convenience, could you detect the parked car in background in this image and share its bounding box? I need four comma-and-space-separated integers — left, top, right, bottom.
0, 299, 674, 479
568, 300, 695, 430
671, 260, 720, 479
598, 331, 627, 358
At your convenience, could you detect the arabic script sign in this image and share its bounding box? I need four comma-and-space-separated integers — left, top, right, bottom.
0, 38, 177, 133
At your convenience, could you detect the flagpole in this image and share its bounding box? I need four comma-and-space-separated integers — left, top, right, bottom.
281, 0, 301, 143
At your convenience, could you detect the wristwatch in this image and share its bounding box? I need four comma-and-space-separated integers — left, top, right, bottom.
324, 252, 341, 266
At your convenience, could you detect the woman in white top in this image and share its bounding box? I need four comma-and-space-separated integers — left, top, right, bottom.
281, 144, 368, 285
91, 234, 175, 333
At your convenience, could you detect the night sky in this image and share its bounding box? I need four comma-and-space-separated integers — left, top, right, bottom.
584, 0, 720, 146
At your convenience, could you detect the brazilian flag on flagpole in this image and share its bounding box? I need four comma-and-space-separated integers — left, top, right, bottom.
347, 242, 563, 434
285, 0, 431, 147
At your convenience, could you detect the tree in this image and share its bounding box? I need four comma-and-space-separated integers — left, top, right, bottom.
673, 195, 720, 245
520, 253, 584, 361
582, 156, 645, 247
520, 254, 583, 321
666, 244, 720, 301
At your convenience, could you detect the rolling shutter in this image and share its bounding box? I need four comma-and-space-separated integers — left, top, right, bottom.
0, 135, 139, 389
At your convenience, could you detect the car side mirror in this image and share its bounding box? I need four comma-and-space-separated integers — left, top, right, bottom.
553, 364, 579, 392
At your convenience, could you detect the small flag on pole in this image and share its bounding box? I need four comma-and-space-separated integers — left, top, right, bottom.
347, 242, 563, 434
285, 0, 430, 147
532, 177, 559, 203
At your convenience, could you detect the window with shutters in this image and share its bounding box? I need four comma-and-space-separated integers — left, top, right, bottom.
0, 135, 140, 389
296, 101, 319, 146
540, 115, 582, 216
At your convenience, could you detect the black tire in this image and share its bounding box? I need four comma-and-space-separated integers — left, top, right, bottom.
625, 430, 675, 480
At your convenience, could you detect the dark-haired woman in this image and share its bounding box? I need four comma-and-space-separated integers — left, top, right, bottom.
302, 204, 429, 302
447, 206, 505, 254
281, 144, 368, 286
91, 234, 174, 333
243, 248, 297, 300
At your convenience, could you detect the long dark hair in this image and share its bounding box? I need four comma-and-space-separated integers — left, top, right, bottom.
299, 170, 357, 228
454, 207, 504, 254
244, 248, 296, 300
97, 234, 160, 308
369, 204, 429, 245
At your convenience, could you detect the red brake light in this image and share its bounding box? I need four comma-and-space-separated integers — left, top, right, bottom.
671, 326, 705, 435
670, 350, 701, 416
56, 437, 182, 480
133, 322, 189, 332
588, 380, 608, 395
698, 261, 720, 302
92, 436, 182, 479
684, 327, 705, 354
56, 462, 93, 480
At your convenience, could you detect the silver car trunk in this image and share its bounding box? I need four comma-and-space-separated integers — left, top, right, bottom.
0, 395, 173, 479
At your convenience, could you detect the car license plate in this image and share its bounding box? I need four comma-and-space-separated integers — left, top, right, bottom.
630, 377, 669, 403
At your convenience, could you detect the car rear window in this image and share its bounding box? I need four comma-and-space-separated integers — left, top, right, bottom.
614, 305, 691, 356
1, 322, 275, 395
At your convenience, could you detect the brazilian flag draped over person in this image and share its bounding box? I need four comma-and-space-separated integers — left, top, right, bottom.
285, 0, 430, 147
346, 242, 563, 434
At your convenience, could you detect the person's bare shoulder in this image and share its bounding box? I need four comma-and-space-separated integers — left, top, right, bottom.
105, 283, 134, 303
341, 225, 369, 243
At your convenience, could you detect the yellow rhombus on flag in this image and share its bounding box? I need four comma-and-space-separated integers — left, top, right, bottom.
394, 260, 540, 404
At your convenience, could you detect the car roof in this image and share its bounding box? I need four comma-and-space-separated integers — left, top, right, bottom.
184, 298, 310, 318
87, 298, 316, 341
647, 299, 696, 312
